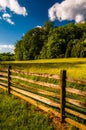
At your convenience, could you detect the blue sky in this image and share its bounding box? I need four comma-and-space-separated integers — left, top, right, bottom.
0, 0, 86, 53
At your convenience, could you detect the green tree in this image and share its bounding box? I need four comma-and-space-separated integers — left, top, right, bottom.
71, 40, 86, 57
0, 53, 14, 61
43, 20, 54, 32
14, 21, 86, 60
15, 40, 23, 60
15, 27, 47, 60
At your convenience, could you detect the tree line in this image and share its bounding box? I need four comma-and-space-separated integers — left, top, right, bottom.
1, 21, 86, 61
0, 53, 14, 61
15, 21, 86, 60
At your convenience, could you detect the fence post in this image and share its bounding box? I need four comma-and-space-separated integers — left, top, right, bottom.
8, 65, 11, 94
60, 70, 66, 123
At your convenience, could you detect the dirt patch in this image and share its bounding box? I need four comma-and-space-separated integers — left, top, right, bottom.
49, 113, 68, 130
34, 107, 68, 130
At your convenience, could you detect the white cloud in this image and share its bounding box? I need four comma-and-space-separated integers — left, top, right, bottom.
48, 0, 86, 23
3, 13, 11, 18
2, 13, 14, 25
0, 44, 15, 53
6, 18, 14, 25
36, 25, 42, 28
0, 0, 28, 24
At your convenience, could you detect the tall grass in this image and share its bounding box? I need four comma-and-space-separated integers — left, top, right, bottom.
0, 90, 54, 130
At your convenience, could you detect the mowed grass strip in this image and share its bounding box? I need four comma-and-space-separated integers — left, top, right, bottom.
0, 89, 54, 130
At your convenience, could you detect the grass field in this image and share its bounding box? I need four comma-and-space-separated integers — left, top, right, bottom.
1, 58, 86, 79
0, 90, 54, 130
0, 58, 86, 130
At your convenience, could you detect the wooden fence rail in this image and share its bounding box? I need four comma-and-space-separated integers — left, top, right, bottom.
0, 66, 86, 130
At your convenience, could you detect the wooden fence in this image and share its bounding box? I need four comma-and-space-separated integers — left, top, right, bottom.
0, 66, 86, 130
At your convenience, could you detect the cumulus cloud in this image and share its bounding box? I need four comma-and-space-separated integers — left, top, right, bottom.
48, 0, 86, 23
0, 44, 15, 53
0, 0, 27, 24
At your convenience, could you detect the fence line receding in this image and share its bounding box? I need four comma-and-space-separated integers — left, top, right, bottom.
0, 66, 86, 130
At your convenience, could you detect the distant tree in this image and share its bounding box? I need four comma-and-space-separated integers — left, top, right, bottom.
0, 53, 14, 61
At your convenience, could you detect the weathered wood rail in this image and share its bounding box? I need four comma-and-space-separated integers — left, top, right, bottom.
0, 66, 86, 130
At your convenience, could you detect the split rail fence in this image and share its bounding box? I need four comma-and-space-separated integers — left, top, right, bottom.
0, 66, 86, 130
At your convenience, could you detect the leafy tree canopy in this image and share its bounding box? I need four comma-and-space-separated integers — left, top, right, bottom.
14, 21, 86, 60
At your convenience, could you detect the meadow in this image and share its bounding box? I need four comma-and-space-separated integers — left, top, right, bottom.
1, 58, 86, 79
0, 58, 86, 130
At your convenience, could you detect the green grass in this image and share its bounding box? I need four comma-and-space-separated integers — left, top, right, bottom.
0, 58, 86, 129
0, 89, 54, 130
1, 58, 86, 79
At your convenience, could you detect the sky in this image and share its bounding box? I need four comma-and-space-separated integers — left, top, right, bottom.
0, 0, 86, 53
